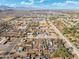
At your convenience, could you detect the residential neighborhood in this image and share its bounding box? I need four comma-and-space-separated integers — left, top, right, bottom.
0, 10, 79, 59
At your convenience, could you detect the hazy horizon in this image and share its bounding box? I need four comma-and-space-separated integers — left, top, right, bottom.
0, 0, 79, 10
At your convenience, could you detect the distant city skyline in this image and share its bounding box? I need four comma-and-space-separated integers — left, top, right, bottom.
0, 0, 79, 9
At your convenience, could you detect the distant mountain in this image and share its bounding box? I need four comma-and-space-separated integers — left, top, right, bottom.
12, 7, 40, 10
0, 5, 79, 14
0, 5, 13, 11
0, 5, 40, 11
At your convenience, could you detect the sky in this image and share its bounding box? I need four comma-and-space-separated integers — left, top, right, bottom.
0, 0, 79, 9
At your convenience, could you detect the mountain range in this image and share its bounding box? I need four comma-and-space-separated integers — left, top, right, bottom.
0, 5, 43, 11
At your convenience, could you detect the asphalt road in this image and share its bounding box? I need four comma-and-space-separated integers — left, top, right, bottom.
47, 19, 79, 58
2, 18, 79, 59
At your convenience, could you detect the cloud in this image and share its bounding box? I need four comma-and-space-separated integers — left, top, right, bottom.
3, 3, 16, 7
21, 0, 45, 6
10, 4, 16, 7
51, 0, 79, 9
21, 0, 34, 5
66, 1, 79, 4
40, 0, 44, 3
52, 1, 79, 6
